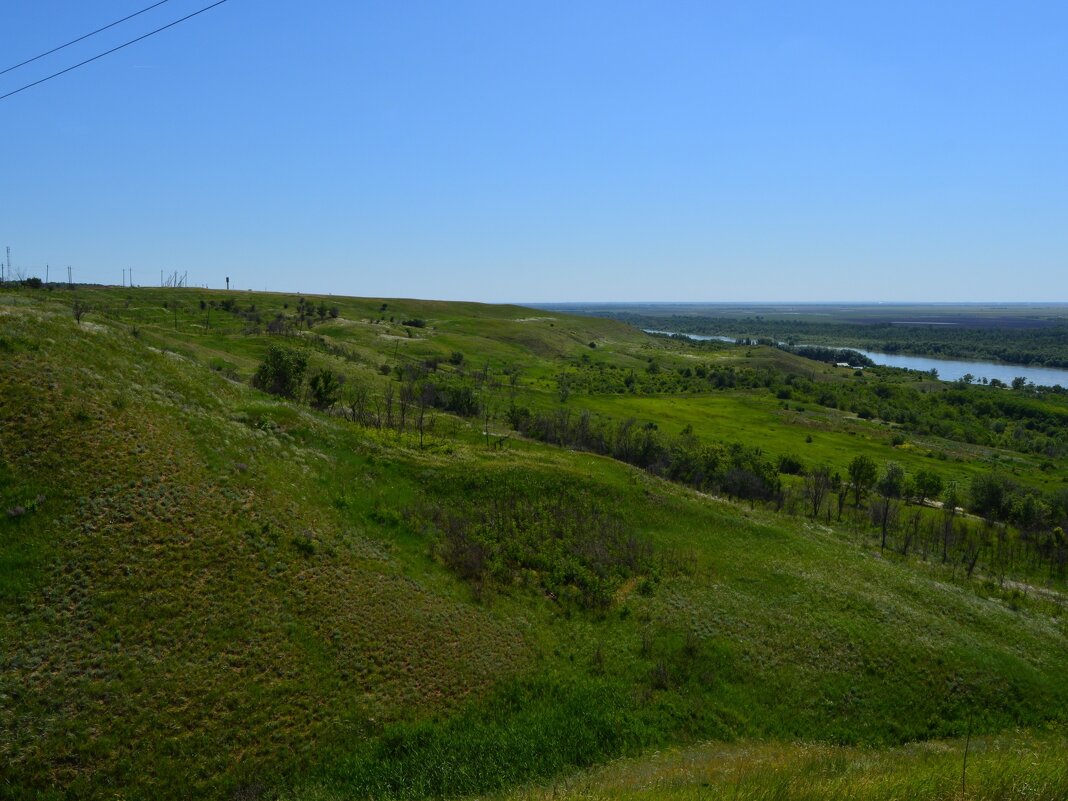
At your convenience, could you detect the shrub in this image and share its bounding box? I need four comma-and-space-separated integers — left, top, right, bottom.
776, 454, 805, 475
308, 368, 342, 410
251, 344, 308, 399
420, 477, 651, 610
425, 379, 480, 416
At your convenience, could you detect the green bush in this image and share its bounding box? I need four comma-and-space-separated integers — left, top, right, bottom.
308, 368, 342, 410
251, 343, 307, 399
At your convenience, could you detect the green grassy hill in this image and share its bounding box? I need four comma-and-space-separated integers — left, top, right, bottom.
1, 286, 1066, 800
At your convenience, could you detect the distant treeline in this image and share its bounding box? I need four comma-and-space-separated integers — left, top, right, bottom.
616, 314, 1068, 371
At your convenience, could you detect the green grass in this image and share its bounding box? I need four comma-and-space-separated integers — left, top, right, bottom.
486, 728, 1068, 801
2, 286, 1067, 800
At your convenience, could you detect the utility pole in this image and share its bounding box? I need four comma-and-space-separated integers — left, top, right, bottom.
4, 246, 9, 283
67, 266, 72, 288
226, 276, 230, 291
46, 264, 49, 283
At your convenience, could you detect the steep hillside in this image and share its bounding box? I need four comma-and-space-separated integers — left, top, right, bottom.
1, 287, 1067, 800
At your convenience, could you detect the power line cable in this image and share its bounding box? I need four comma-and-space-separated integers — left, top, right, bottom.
1, 0, 175, 77
0, 0, 231, 103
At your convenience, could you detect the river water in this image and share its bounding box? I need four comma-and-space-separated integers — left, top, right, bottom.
645, 330, 1068, 388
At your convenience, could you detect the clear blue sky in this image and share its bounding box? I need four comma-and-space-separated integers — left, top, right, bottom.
2, 1, 1066, 302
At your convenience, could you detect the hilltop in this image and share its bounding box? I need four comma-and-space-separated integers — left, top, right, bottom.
1, 284, 1067, 800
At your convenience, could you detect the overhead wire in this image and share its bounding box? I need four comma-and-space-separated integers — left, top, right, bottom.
0, 0, 231, 103
0, 0, 175, 77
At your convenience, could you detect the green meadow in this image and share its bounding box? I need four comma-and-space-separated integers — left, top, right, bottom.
1, 285, 1066, 800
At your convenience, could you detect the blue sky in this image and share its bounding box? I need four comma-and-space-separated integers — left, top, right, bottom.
2, 1, 1066, 302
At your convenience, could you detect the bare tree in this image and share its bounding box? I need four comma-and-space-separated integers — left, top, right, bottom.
876, 463, 905, 549
941, 483, 961, 563
805, 465, 833, 518
344, 381, 369, 425
900, 509, 922, 556
72, 299, 89, 324
398, 380, 413, 433
417, 382, 435, 447
871, 497, 899, 549
383, 383, 395, 430
483, 394, 494, 448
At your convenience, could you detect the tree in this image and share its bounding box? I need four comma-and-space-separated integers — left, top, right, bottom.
875, 462, 905, 549
969, 472, 1017, 520
417, 381, 435, 447
308, 368, 342, 411
252, 344, 308, 399
848, 455, 878, 507
832, 471, 847, 520
805, 464, 833, 518
72, 299, 89, 324
342, 379, 370, 425
940, 482, 961, 563
1010, 492, 1049, 535
912, 469, 943, 507
556, 372, 571, 403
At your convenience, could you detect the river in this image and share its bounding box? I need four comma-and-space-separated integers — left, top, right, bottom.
645, 330, 1068, 388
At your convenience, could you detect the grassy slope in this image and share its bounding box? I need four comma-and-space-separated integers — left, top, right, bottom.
488, 729, 1068, 801
1, 287, 1067, 800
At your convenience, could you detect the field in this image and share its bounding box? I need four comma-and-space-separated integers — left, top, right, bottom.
2, 284, 1067, 800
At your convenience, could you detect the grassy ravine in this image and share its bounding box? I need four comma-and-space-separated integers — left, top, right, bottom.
2, 286, 1068, 800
